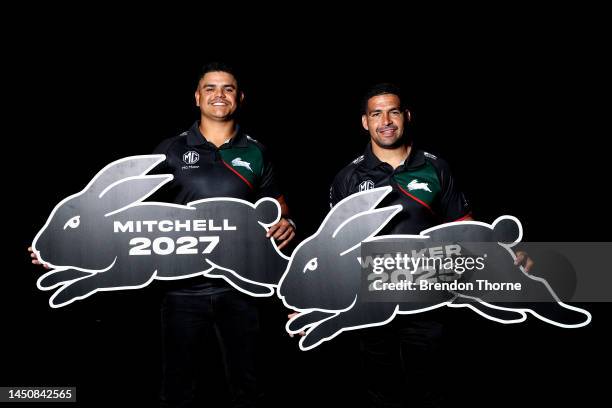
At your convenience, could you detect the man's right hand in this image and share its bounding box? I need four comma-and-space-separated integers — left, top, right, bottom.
28, 246, 50, 269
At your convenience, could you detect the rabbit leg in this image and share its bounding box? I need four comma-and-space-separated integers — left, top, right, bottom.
49, 265, 154, 307
203, 269, 274, 297
523, 302, 591, 328
300, 303, 395, 350
287, 310, 334, 333
448, 297, 526, 323
37, 268, 94, 290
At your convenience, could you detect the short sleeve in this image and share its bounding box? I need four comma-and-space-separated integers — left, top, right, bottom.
436, 159, 471, 222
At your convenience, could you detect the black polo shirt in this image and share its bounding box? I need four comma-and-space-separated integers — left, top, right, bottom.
150, 122, 282, 294
330, 143, 471, 235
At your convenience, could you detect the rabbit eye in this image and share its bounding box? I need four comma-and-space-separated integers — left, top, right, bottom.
303, 257, 318, 273
63, 215, 81, 230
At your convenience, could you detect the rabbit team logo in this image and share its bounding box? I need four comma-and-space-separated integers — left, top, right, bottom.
277, 187, 591, 350
231, 157, 253, 172
32, 155, 289, 308
407, 179, 432, 192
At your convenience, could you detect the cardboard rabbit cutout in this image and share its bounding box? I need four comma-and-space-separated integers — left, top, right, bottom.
32, 155, 289, 307
33, 157, 591, 348
278, 187, 591, 350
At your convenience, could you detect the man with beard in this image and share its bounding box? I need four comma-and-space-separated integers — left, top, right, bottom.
329, 83, 531, 407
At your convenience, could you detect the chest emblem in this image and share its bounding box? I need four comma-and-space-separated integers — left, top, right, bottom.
359, 180, 375, 191
232, 157, 253, 172
407, 179, 432, 192
183, 151, 200, 165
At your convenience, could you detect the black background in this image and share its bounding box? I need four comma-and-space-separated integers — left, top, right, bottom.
3, 8, 611, 407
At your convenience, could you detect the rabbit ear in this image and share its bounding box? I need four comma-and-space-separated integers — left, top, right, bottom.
332, 205, 401, 255
86, 155, 167, 196
99, 174, 173, 216
322, 186, 392, 235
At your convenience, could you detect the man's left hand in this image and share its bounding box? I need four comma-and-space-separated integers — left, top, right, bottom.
514, 250, 534, 273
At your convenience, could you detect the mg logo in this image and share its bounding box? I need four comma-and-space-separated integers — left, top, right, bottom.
359, 180, 375, 191
183, 151, 200, 165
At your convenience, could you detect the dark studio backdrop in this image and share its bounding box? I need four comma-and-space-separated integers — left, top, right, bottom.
3, 13, 610, 407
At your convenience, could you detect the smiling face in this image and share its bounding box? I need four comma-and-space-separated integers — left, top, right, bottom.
362, 93, 411, 149
195, 71, 244, 122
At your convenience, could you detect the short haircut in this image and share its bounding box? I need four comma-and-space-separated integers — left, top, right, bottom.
362, 82, 405, 114
198, 61, 241, 91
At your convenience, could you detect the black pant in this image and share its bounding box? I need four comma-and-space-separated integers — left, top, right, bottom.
360, 315, 444, 408
160, 290, 261, 408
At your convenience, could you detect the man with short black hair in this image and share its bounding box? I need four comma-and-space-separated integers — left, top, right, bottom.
329, 83, 531, 407
152, 62, 295, 408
